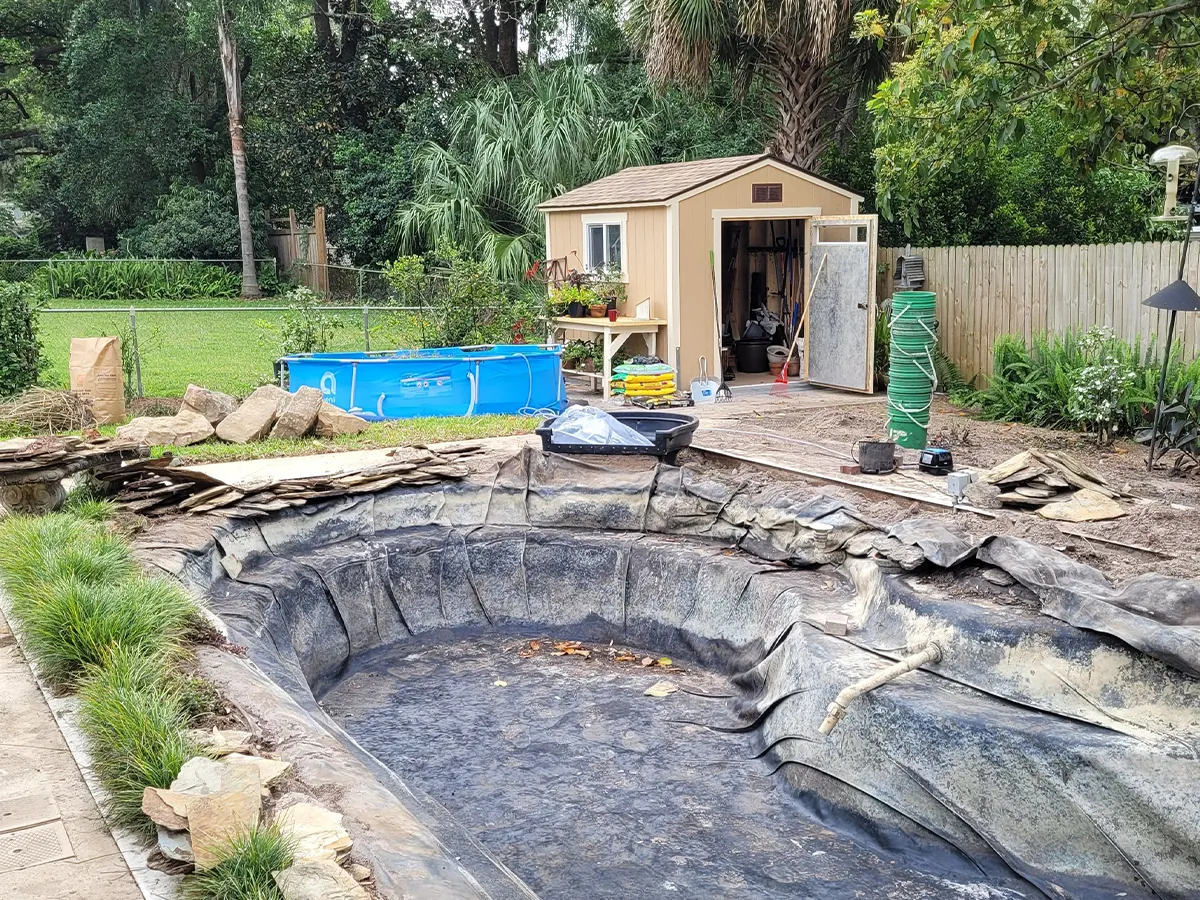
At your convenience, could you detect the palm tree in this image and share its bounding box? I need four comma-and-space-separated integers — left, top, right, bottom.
627, 0, 888, 169
394, 63, 655, 280
216, 0, 261, 298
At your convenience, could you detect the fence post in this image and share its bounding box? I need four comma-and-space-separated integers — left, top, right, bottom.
363, 304, 371, 352
128, 305, 144, 399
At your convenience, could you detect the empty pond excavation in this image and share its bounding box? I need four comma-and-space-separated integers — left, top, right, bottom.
148, 448, 1200, 900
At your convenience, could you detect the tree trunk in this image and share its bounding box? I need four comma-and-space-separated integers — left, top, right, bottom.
217, 1, 261, 299
481, 2, 500, 73
527, 0, 546, 65
498, 0, 519, 76
765, 47, 831, 170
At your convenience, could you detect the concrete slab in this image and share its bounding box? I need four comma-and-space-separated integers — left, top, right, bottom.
0, 611, 142, 900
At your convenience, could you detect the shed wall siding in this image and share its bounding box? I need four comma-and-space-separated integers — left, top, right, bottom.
546, 207, 668, 354
675, 168, 855, 382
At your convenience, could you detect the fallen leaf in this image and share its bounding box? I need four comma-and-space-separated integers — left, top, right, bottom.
641, 657, 654, 667
658, 657, 672, 667
493, 680, 508, 687
529, 640, 541, 651
614, 653, 637, 662
645, 680, 678, 697
551, 651, 566, 656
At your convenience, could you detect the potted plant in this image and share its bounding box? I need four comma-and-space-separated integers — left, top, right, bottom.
561, 340, 591, 371
551, 284, 596, 318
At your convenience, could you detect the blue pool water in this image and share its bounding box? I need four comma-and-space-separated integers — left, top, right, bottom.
282, 346, 566, 420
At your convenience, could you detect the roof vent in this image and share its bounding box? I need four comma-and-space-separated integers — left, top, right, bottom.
752, 183, 783, 203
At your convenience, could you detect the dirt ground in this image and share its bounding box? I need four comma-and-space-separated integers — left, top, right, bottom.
683, 396, 1200, 582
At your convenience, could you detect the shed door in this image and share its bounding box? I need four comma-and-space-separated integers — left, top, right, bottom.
804, 215, 878, 393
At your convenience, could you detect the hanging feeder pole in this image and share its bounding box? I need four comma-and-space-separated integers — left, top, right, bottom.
1147, 162, 1200, 472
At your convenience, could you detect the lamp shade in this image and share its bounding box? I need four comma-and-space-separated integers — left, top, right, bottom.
1143, 278, 1200, 311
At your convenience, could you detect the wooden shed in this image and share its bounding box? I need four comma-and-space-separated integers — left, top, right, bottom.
541, 153, 878, 392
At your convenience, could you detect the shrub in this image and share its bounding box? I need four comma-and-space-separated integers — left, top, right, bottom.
119, 183, 267, 261
78, 648, 201, 833
382, 249, 547, 348
0, 514, 134, 603
13, 575, 197, 687
0, 281, 43, 398
257, 286, 342, 355
182, 826, 295, 900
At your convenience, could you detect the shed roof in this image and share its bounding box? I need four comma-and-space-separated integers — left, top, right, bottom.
539, 153, 862, 210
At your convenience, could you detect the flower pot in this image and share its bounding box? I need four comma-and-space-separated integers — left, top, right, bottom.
769, 361, 784, 377
588, 304, 608, 318
579, 358, 595, 373
787, 357, 800, 377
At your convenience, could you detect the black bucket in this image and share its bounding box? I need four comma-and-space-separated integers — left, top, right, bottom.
734, 340, 772, 373
852, 440, 897, 474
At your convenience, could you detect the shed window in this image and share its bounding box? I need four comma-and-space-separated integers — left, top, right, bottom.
586, 222, 623, 272
752, 183, 783, 203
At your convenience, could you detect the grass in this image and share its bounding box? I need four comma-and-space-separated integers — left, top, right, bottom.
0, 514, 134, 602
0, 511, 206, 831
182, 826, 295, 900
78, 648, 202, 834
151, 414, 538, 463
38, 297, 371, 397
15, 574, 197, 688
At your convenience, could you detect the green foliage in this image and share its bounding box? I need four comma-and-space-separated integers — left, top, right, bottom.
867, 0, 1200, 227
62, 483, 116, 522
0, 514, 134, 602
11, 575, 197, 688
258, 286, 342, 355
78, 648, 201, 833
121, 184, 267, 260
394, 62, 655, 279
0, 281, 44, 397
37, 256, 242, 301
963, 327, 1168, 439
182, 826, 295, 900
381, 251, 547, 348
1138, 382, 1200, 474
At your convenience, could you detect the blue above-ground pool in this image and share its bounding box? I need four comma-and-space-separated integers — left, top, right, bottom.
281, 345, 567, 420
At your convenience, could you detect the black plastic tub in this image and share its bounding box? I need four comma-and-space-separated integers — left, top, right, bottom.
536, 411, 698, 464
734, 340, 771, 373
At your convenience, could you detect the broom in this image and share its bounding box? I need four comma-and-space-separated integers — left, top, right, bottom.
771, 254, 827, 395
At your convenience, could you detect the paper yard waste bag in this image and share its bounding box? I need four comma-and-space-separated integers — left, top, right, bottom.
69, 337, 126, 424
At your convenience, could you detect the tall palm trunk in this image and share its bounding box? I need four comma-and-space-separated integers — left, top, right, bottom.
765, 45, 831, 170
217, 1, 261, 298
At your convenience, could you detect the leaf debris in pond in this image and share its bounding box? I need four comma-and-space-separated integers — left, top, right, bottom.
645, 680, 678, 697
641, 656, 674, 668
493, 680, 508, 687
551, 641, 592, 658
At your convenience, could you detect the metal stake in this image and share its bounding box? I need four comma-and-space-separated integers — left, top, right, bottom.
128, 305, 144, 399
363, 304, 371, 351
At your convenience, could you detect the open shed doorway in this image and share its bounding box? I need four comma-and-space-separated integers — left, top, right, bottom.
718, 217, 806, 386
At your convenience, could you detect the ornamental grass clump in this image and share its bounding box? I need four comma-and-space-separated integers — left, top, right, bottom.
78, 647, 201, 833
0, 514, 134, 607
182, 826, 295, 900
15, 574, 197, 687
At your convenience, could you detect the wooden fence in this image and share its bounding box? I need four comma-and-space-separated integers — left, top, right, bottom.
267, 206, 329, 294
879, 241, 1200, 380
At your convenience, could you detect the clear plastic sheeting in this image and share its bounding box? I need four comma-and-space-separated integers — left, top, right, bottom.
548, 406, 653, 446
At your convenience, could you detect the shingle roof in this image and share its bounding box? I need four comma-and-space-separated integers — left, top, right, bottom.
538, 153, 861, 210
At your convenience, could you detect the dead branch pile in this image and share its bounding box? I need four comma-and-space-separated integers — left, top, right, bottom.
0, 388, 95, 434
100, 444, 485, 518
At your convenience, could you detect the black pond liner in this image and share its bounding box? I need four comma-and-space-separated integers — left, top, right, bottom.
195, 509, 1192, 900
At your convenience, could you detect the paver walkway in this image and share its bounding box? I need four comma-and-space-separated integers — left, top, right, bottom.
0, 610, 142, 900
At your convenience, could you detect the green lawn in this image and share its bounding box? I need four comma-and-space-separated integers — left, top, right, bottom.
38, 298, 372, 397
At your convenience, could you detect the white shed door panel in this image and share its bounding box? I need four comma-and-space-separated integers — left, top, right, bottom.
804, 215, 878, 393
